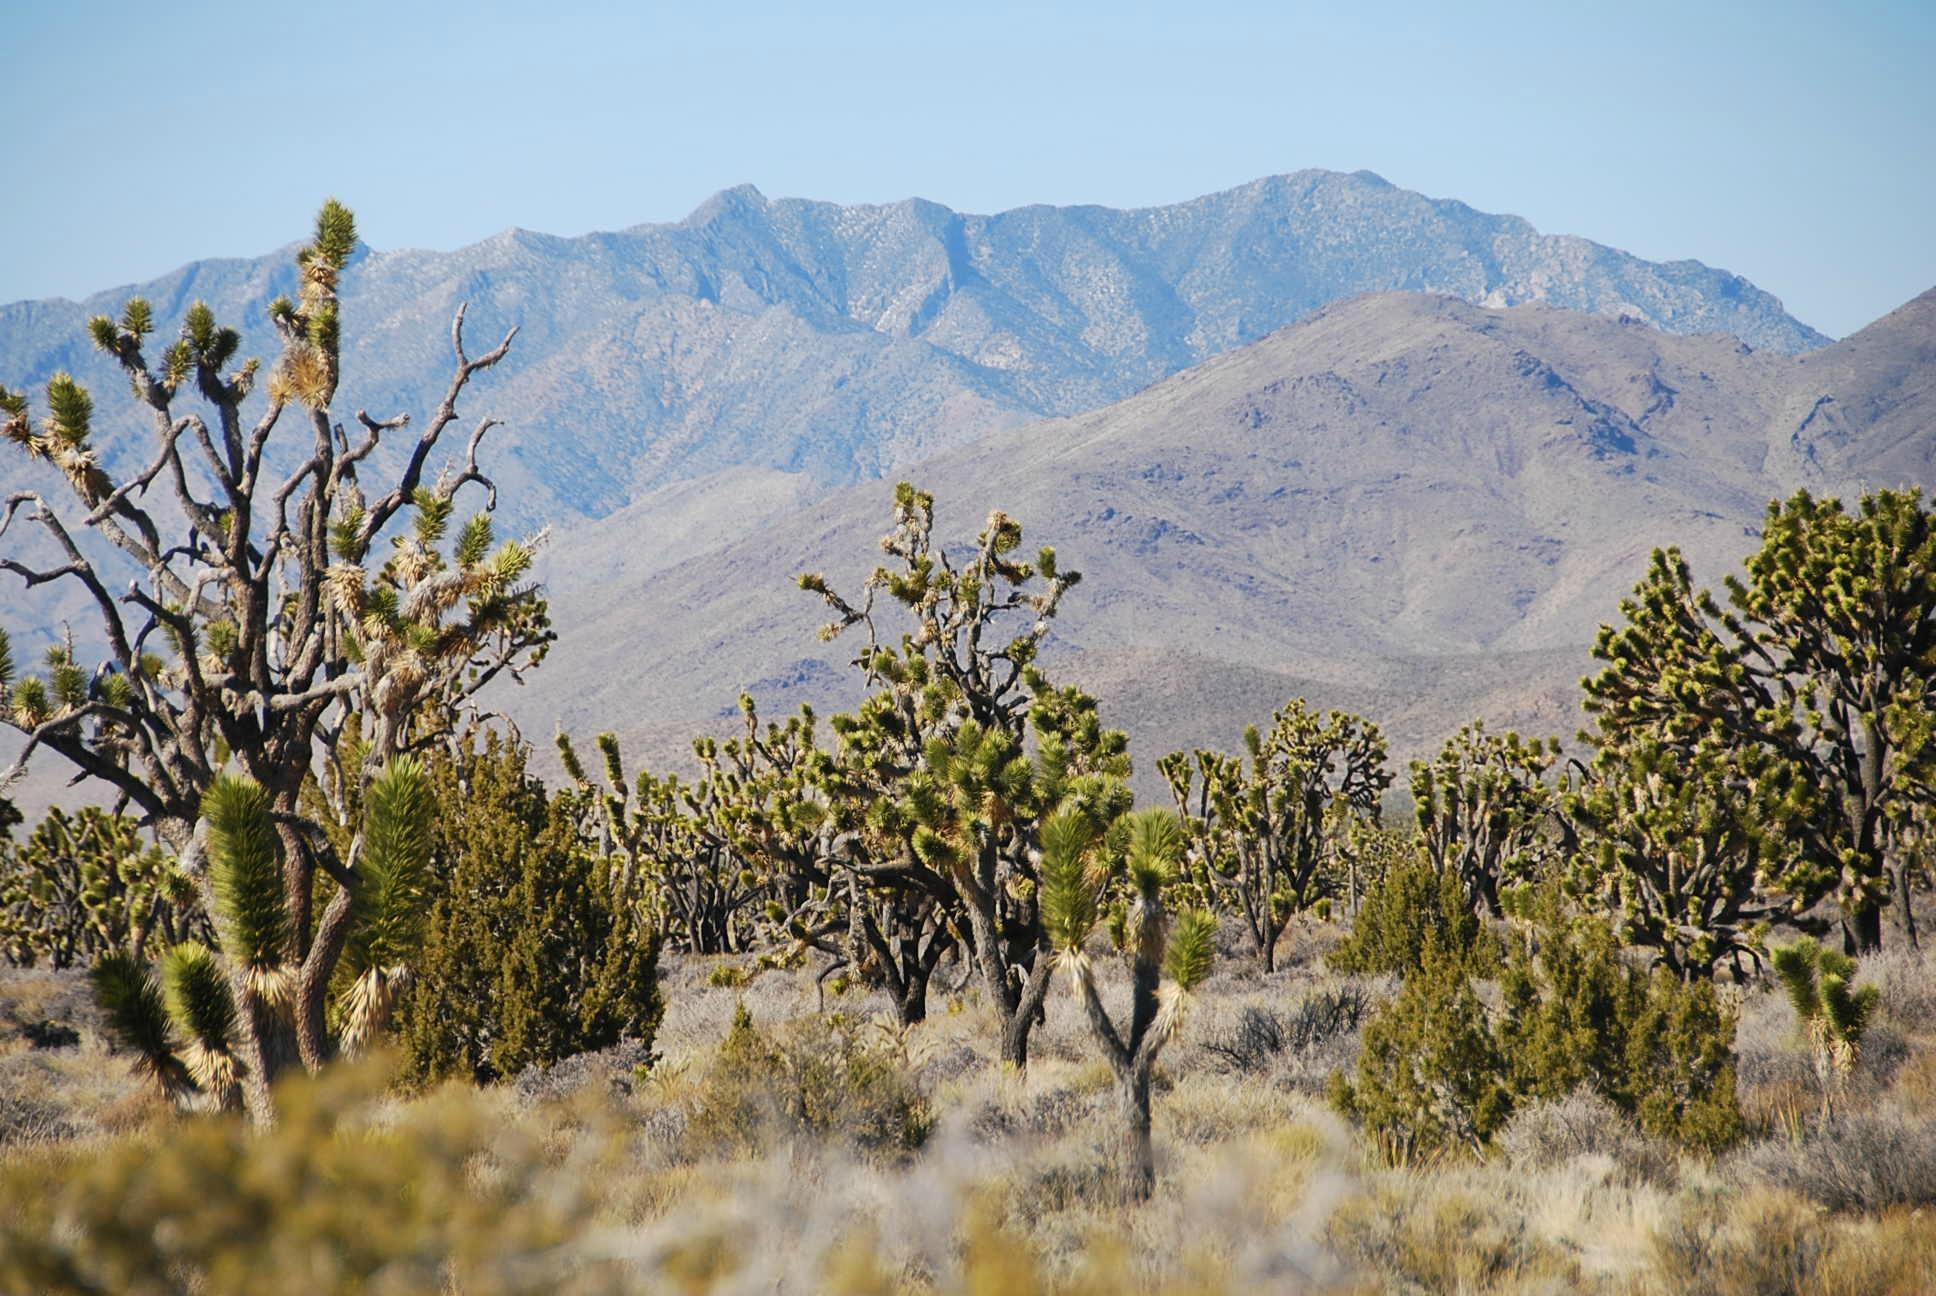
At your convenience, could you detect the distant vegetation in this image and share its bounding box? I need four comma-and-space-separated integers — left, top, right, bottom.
0, 203, 1931, 1292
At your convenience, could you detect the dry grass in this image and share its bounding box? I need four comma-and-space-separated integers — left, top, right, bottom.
4, 940, 1936, 1294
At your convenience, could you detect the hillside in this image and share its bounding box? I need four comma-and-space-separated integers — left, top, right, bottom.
0, 171, 1827, 540
518, 289, 1933, 798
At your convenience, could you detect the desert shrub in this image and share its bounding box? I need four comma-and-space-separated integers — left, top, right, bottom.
0, 1061, 627, 1296
402, 734, 662, 1086
19, 1018, 80, 1049
1649, 1191, 1828, 1296
1868, 945, 1936, 1032
968, 1085, 1096, 1145
1741, 1109, 1936, 1214
1339, 899, 1741, 1162
1495, 1088, 1676, 1185
1328, 1186, 1580, 1294
1201, 986, 1368, 1073
511, 1037, 657, 1108
1499, 904, 1742, 1153
0, 1092, 75, 1147
1328, 851, 1495, 976
687, 1005, 932, 1164
1622, 969, 1745, 1153
1331, 945, 1511, 1164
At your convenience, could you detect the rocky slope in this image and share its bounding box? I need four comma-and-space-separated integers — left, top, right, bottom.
517, 289, 1931, 799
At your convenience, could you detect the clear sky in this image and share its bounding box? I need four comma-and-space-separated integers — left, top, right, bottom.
2, 0, 1931, 338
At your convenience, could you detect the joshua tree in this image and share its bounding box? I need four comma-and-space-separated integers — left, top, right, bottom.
560, 717, 779, 956
1412, 722, 1566, 917
1771, 937, 1880, 1118
0, 201, 551, 1081
0, 805, 210, 967
91, 759, 431, 1119
1160, 699, 1389, 972
1566, 735, 1796, 981
800, 483, 1127, 1064
1042, 805, 1216, 1201
1584, 490, 1936, 952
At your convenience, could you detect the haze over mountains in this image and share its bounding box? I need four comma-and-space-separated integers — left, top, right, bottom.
3, 170, 1929, 807
522, 287, 1934, 799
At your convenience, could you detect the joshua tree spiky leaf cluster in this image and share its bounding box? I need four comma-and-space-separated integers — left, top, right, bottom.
1771, 937, 1881, 1116
1584, 490, 1936, 953
81, 761, 437, 1116
1411, 721, 1566, 918
0, 801, 209, 967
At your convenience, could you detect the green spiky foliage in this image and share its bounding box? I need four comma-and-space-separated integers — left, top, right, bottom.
800, 483, 1128, 1066
1583, 490, 1936, 953
1771, 937, 1881, 1117
1160, 699, 1390, 972
1042, 804, 1214, 1201
403, 733, 661, 1086
1, 202, 551, 1123
205, 774, 290, 1005
161, 942, 244, 1110
91, 949, 193, 1102
0, 806, 210, 968
1412, 722, 1567, 917
1329, 844, 1494, 976
558, 698, 821, 965
1566, 735, 1794, 981
336, 757, 434, 1054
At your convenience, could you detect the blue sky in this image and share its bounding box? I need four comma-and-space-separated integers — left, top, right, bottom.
2, 0, 1931, 338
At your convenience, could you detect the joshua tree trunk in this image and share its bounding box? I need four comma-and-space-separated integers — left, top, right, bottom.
998, 949, 1060, 1069
1117, 1060, 1156, 1202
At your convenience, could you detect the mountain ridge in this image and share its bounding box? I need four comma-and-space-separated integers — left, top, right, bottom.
0, 169, 1830, 540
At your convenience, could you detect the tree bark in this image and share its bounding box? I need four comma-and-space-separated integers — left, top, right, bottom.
1847, 901, 1883, 956
1000, 950, 1056, 1070
1118, 1066, 1154, 1203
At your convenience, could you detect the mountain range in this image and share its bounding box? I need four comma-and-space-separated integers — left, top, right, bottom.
0, 169, 1828, 534
3, 171, 1928, 808
517, 286, 1933, 801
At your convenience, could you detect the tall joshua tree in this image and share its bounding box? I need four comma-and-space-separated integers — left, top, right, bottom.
1585, 491, 1936, 952
0, 201, 551, 1102
1042, 806, 1216, 1201
801, 483, 1128, 1064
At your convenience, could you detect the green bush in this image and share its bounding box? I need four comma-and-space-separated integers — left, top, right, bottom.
1337, 896, 1742, 1163
1499, 907, 1741, 1153
688, 1004, 933, 1164
1330, 945, 1511, 1164
401, 734, 662, 1086
1329, 849, 1495, 976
